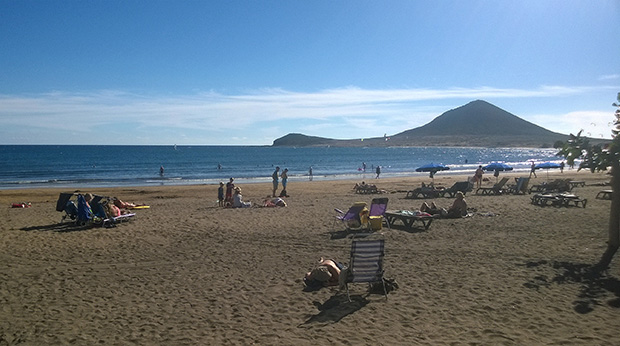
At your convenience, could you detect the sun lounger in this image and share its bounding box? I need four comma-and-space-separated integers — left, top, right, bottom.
569, 181, 586, 188
529, 179, 572, 194
506, 177, 530, 195
405, 186, 440, 199
531, 193, 586, 208
558, 194, 587, 208
438, 181, 472, 198
530, 194, 562, 207
384, 210, 434, 230
476, 177, 509, 195
355, 185, 378, 194
596, 190, 613, 200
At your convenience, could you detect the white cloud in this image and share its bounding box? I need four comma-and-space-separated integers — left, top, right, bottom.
599, 74, 620, 81
0, 85, 617, 144
530, 110, 615, 139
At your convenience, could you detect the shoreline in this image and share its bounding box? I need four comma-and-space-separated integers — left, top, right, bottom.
0, 167, 551, 191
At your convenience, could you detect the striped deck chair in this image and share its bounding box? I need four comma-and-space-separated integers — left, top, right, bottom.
344, 238, 387, 301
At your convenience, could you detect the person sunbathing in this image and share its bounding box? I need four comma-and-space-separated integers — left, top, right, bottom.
263, 197, 287, 207
304, 258, 342, 288
102, 200, 128, 217
420, 191, 467, 218
112, 197, 145, 209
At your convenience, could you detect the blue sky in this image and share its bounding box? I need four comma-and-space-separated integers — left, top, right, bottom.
1, 0, 619, 145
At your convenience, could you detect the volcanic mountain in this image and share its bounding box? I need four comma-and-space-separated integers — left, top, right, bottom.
272, 100, 571, 148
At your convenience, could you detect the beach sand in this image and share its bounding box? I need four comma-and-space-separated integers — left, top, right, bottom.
1, 170, 619, 345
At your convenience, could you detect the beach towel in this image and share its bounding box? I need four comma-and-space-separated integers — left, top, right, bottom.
76, 194, 92, 224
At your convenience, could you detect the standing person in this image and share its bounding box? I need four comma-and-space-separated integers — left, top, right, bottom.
308, 166, 313, 181
159, 166, 165, 175
225, 178, 235, 205
362, 162, 367, 172
560, 161, 565, 173
280, 168, 289, 197
272, 166, 280, 197
474, 165, 484, 188
375, 165, 381, 179
217, 182, 225, 207
530, 162, 537, 178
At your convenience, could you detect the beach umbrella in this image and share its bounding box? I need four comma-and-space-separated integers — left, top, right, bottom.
535, 161, 562, 179
482, 162, 513, 172
416, 163, 450, 182
483, 162, 513, 182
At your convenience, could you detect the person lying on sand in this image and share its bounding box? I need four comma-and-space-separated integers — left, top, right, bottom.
304, 258, 343, 288
263, 197, 287, 207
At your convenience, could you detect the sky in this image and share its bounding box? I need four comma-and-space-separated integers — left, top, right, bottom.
1, 0, 619, 145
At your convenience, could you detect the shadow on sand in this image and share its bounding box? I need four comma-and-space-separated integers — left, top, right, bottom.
20, 222, 91, 233
300, 294, 369, 326
523, 259, 620, 314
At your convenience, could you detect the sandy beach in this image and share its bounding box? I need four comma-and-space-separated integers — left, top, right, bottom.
1, 170, 619, 345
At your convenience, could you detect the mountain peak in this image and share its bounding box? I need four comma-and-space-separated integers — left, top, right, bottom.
396, 100, 552, 137
272, 100, 572, 148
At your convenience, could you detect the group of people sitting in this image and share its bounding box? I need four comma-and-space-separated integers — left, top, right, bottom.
219, 177, 287, 208
219, 178, 252, 208
82, 193, 143, 218
353, 181, 380, 194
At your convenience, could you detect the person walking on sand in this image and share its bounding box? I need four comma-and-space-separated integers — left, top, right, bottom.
375, 165, 381, 179
272, 166, 280, 197
529, 162, 537, 178
474, 165, 484, 188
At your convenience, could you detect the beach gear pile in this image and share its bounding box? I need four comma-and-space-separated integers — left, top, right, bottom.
55, 192, 143, 228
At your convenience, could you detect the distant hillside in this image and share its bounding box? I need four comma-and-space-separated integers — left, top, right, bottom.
270, 133, 337, 147
272, 100, 575, 148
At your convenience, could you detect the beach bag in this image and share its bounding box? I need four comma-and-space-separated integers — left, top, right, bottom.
369, 278, 399, 294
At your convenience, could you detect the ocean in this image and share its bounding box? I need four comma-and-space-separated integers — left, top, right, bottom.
0, 145, 562, 189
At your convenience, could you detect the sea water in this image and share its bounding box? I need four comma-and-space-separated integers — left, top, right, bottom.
0, 145, 562, 189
